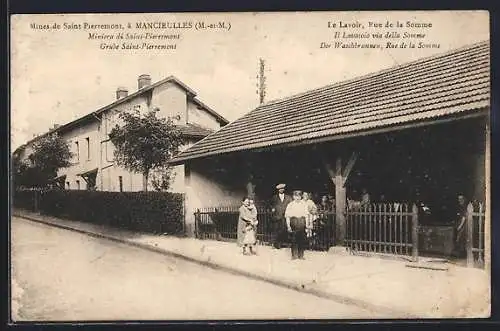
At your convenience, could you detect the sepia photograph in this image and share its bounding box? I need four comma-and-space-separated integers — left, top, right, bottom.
10, 10, 491, 321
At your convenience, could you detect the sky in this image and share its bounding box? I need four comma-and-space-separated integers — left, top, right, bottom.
10, 11, 489, 150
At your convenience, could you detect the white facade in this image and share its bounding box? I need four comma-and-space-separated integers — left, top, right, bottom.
19, 75, 227, 193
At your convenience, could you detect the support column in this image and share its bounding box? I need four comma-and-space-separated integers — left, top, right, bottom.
323, 152, 358, 246
466, 202, 474, 267
484, 120, 491, 272
335, 175, 346, 244
184, 162, 196, 237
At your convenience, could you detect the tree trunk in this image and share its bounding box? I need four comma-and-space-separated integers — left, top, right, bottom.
143, 171, 149, 192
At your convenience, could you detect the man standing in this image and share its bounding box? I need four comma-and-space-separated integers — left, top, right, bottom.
270, 183, 292, 249
285, 190, 308, 260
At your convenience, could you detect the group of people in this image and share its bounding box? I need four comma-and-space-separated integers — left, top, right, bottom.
237, 181, 473, 260
237, 183, 330, 260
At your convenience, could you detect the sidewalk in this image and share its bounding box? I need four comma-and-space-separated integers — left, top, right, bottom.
12, 209, 490, 319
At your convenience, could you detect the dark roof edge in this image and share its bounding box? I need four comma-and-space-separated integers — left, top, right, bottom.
191, 97, 229, 124
168, 108, 489, 165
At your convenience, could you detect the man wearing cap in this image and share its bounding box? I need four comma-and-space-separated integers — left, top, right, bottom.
270, 183, 292, 249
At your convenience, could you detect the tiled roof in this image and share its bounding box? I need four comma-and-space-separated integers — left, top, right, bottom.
178, 123, 214, 138
170, 41, 490, 165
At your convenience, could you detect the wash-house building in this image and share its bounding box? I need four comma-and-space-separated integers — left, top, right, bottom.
170, 41, 490, 263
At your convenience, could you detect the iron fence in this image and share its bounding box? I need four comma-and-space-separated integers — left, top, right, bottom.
194, 204, 336, 251
345, 203, 418, 259
468, 202, 486, 268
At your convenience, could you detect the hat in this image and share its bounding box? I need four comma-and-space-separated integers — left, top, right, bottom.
276, 183, 286, 190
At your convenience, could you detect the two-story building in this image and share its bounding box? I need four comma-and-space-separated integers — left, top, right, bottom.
14, 74, 228, 193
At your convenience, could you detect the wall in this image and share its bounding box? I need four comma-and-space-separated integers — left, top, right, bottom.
57, 120, 101, 190
100, 164, 143, 192
184, 159, 246, 236
187, 100, 222, 131
152, 82, 187, 125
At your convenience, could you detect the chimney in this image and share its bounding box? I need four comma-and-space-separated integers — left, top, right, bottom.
52, 124, 61, 130
138, 74, 152, 89
116, 86, 129, 100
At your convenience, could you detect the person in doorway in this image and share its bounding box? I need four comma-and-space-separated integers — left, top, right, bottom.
246, 174, 256, 200
328, 195, 336, 209
270, 183, 292, 249
454, 194, 468, 258
316, 195, 333, 250
319, 195, 333, 211
361, 188, 371, 209
237, 197, 258, 255
285, 190, 308, 260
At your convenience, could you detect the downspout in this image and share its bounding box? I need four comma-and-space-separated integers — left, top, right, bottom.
93, 112, 103, 190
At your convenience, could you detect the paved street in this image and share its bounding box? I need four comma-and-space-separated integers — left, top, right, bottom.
11, 217, 375, 321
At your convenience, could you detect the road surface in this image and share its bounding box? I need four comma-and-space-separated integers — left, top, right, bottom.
11, 216, 375, 321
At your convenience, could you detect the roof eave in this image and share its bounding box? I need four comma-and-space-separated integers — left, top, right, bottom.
168, 108, 489, 166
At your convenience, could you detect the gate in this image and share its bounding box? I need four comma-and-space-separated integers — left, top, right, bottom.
467, 202, 486, 268
345, 203, 419, 260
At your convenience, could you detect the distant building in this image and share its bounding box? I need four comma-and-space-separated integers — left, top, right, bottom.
14, 74, 228, 192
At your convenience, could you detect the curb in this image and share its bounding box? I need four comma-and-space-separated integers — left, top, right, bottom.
14, 213, 417, 318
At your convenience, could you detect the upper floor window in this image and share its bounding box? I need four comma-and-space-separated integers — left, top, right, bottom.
85, 137, 90, 160
75, 141, 80, 162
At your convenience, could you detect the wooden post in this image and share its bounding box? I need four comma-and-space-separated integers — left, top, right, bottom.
484, 120, 491, 272
335, 175, 346, 244
194, 209, 200, 239
321, 153, 358, 246
466, 202, 474, 268
411, 204, 419, 262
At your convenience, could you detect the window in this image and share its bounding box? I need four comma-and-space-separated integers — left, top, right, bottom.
119, 176, 123, 192
85, 137, 90, 160
75, 141, 80, 162
106, 141, 115, 162
76, 180, 81, 190
66, 182, 70, 189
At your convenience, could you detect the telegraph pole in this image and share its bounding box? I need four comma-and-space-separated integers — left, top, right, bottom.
256, 58, 266, 105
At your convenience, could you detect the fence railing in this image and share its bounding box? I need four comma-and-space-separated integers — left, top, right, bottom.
468, 202, 486, 268
194, 204, 336, 251
345, 203, 418, 259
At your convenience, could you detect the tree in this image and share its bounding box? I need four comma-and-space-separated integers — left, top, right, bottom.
151, 166, 176, 192
13, 133, 73, 188
109, 108, 183, 192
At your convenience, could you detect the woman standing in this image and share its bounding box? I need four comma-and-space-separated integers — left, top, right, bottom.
237, 197, 258, 255
285, 190, 308, 260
